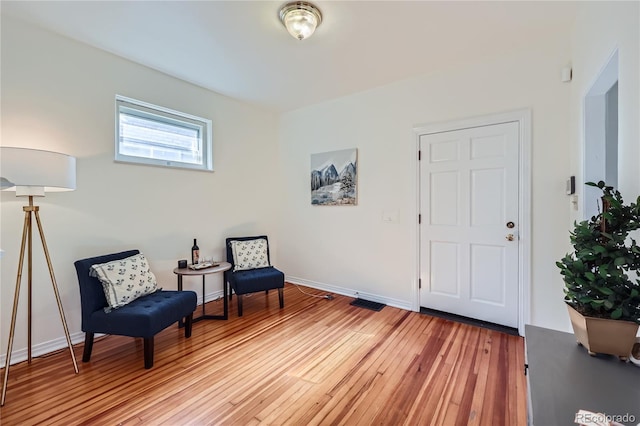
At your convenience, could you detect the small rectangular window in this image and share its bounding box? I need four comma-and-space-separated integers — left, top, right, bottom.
115, 95, 213, 171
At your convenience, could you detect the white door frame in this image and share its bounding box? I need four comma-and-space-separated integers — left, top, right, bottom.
412, 109, 532, 336
582, 49, 619, 220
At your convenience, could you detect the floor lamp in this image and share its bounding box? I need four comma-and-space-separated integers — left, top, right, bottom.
0, 147, 79, 406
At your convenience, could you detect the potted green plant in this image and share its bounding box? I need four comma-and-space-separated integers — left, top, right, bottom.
556, 181, 640, 359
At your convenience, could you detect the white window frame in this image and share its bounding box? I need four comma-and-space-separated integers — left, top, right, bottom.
115, 95, 213, 171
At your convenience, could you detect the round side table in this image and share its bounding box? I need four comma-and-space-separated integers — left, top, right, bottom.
174, 261, 232, 322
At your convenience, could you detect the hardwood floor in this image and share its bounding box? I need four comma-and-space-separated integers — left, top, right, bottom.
0, 284, 526, 425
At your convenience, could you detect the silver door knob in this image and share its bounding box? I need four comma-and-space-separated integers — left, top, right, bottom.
506, 234, 514, 241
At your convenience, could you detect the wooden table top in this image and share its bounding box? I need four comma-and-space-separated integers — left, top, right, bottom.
173, 261, 231, 276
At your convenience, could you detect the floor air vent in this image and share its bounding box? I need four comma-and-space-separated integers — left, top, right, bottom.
350, 298, 386, 311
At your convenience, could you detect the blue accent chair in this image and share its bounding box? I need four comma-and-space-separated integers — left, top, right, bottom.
225, 236, 284, 316
74, 250, 197, 369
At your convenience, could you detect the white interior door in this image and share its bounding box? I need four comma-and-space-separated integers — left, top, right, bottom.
419, 122, 519, 328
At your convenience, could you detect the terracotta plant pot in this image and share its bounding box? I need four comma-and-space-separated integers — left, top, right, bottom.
566, 303, 639, 360
630, 338, 640, 367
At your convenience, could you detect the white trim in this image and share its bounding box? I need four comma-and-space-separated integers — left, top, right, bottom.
201, 289, 225, 306
0, 331, 86, 368
581, 48, 619, 219
585, 50, 619, 97
285, 276, 413, 311
412, 109, 532, 336
0, 289, 224, 366
114, 94, 214, 172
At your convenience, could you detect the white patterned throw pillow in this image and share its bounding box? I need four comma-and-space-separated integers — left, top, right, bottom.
231, 239, 270, 271
90, 253, 158, 311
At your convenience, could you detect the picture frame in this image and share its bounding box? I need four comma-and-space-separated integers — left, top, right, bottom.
310, 148, 357, 206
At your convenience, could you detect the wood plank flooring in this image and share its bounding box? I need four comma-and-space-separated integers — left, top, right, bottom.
0, 283, 526, 425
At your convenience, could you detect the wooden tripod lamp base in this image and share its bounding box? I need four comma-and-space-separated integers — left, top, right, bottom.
1, 197, 79, 406
0, 147, 79, 406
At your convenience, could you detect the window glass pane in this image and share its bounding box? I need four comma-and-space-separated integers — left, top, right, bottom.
119, 112, 202, 165
115, 96, 212, 171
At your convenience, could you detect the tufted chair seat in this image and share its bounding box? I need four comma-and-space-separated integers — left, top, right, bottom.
225, 236, 284, 316
229, 267, 285, 294
74, 250, 197, 369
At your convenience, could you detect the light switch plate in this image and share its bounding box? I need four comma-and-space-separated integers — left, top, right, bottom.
382, 210, 399, 223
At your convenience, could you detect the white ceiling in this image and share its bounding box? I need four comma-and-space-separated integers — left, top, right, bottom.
1, 1, 579, 112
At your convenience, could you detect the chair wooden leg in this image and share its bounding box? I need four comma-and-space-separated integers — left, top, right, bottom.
278, 288, 284, 309
144, 337, 154, 369
237, 294, 243, 317
184, 314, 193, 338
82, 332, 94, 362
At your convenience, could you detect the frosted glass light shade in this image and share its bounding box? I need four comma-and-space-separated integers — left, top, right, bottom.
0, 147, 76, 196
279, 2, 322, 40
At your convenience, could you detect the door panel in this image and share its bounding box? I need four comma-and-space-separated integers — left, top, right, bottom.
470, 243, 505, 304
471, 168, 505, 226
470, 133, 505, 159
430, 171, 459, 226
430, 139, 459, 163
420, 122, 519, 328
430, 241, 460, 296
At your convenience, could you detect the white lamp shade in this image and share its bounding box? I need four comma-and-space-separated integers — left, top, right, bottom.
0, 147, 76, 196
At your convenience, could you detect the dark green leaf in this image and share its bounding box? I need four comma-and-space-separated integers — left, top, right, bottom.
598, 266, 609, 278
597, 287, 614, 295
574, 260, 584, 271
593, 245, 607, 254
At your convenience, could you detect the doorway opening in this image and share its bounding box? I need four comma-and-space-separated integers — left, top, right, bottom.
584, 50, 619, 220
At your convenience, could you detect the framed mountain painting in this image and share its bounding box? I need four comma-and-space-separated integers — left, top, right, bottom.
310, 148, 357, 205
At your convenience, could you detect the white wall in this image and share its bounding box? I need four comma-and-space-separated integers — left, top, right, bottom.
277, 33, 574, 331
1, 16, 279, 364
568, 1, 639, 336
569, 2, 640, 211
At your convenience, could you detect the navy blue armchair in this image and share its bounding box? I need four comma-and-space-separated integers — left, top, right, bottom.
74, 250, 197, 369
225, 236, 284, 316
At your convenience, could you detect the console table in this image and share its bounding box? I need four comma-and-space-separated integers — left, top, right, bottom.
174, 262, 231, 322
525, 324, 640, 426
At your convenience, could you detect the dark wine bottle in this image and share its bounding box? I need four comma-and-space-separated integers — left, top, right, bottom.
191, 239, 200, 265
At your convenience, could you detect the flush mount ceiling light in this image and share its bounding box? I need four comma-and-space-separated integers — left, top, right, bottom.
279, 1, 322, 41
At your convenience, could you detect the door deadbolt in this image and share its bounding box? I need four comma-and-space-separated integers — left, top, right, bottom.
506, 221, 515, 229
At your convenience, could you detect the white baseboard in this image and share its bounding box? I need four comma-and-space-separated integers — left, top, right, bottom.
1, 284, 410, 367
201, 289, 225, 305
286, 276, 413, 311
0, 291, 224, 368
0, 331, 86, 368
0, 290, 223, 368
